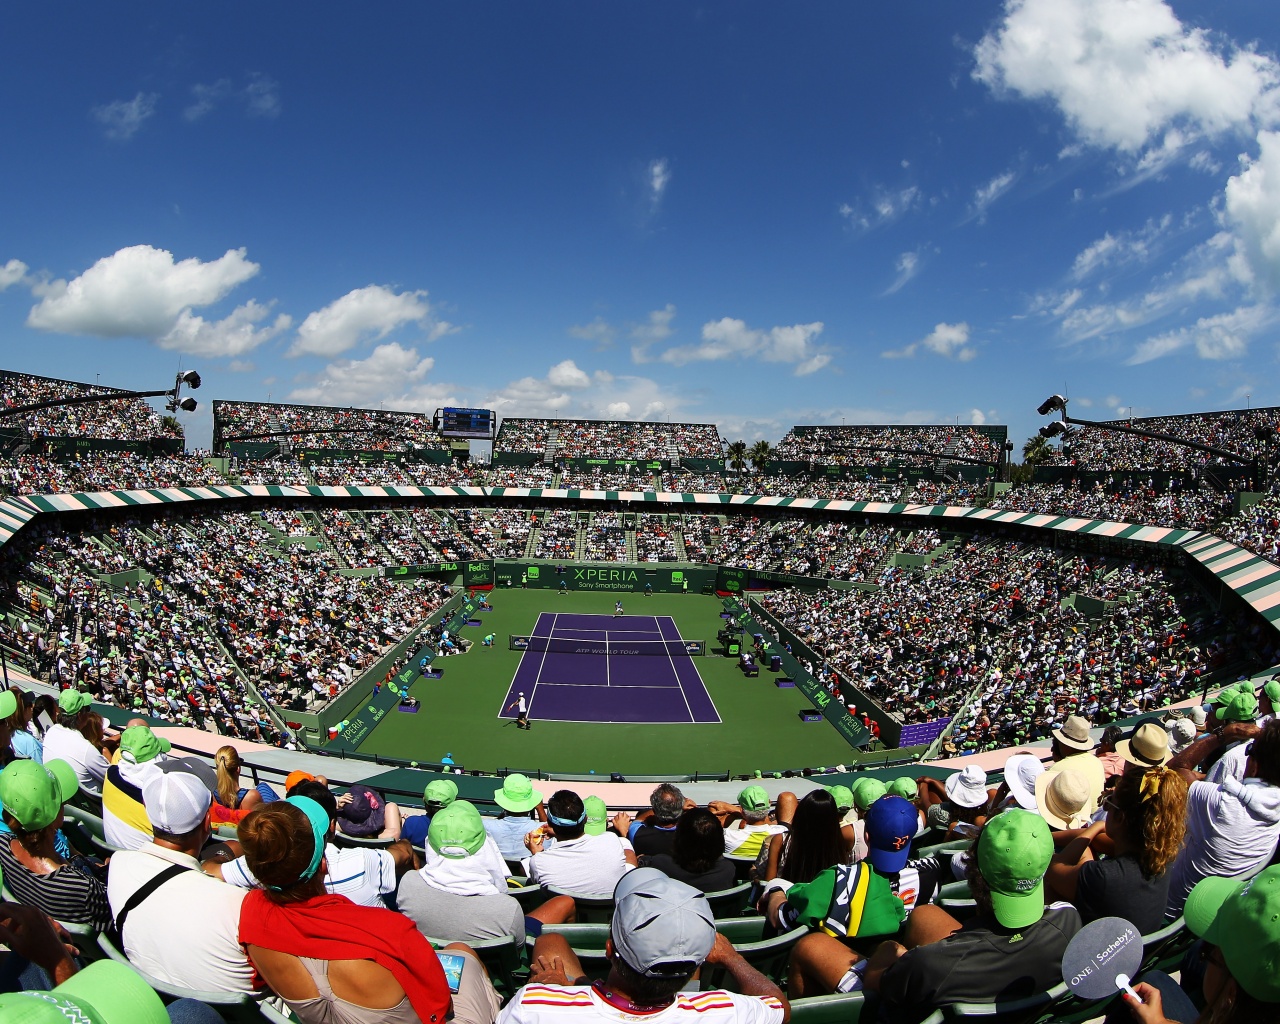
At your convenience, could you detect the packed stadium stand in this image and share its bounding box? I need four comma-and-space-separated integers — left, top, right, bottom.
214, 399, 449, 454
5, 381, 1280, 1022
0, 369, 184, 442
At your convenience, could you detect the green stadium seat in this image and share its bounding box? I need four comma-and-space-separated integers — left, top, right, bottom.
61, 803, 122, 858
508, 883, 552, 913
788, 993, 867, 1024
524, 923, 613, 980
1139, 916, 1189, 974
543, 885, 616, 923
699, 919, 807, 988
97, 932, 262, 1022
331, 831, 395, 850
704, 880, 754, 919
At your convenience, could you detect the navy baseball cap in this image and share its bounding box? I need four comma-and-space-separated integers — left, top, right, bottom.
864, 795, 918, 874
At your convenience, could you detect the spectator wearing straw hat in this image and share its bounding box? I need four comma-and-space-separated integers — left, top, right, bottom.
1114, 721, 1173, 772
503, 868, 786, 1024
485, 773, 545, 860
1034, 769, 1093, 834
864, 810, 1081, 1021
402, 778, 458, 850
1123, 865, 1280, 1024
1165, 718, 1280, 916
1050, 715, 1106, 815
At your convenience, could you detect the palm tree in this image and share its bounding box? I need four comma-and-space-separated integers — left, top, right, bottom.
1021, 434, 1052, 466
749, 440, 774, 473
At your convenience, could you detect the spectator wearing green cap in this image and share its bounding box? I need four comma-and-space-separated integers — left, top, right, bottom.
1121, 865, 1280, 1024
101, 724, 172, 851
1165, 718, 1280, 917
40, 689, 110, 791
713, 785, 792, 860
0, 757, 111, 931
862, 809, 1081, 1021
402, 777, 459, 850
484, 773, 546, 861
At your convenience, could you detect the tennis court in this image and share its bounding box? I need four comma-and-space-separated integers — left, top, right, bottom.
498, 612, 722, 724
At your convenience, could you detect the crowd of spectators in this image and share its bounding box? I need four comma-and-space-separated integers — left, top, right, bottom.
495, 417, 723, 459
530, 509, 578, 559
989, 480, 1232, 529
777, 425, 1004, 468
215, 400, 448, 453
581, 512, 628, 561
558, 469, 657, 491
635, 513, 681, 561
0, 453, 226, 496
0, 370, 182, 440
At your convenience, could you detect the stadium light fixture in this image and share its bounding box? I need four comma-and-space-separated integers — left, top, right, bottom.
1037, 394, 1067, 417
1038, 421, 1070, 439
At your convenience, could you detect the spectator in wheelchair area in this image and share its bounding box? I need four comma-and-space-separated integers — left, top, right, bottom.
501, 867, 788, 1024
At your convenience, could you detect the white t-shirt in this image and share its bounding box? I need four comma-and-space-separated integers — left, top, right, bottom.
526, 833, 633, 896
222, 842, 397, 907
107, 843, 253, 995
1205, 742, 1251, 786
42, 724, 109, 789
498, 984, 783, 1024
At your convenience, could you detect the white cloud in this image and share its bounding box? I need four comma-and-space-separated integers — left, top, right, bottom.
157, 301, 292, 358
968, 170, 1016, 223
838, 186, 921, 231
0, 259, 27, 290
93, 92, 159, 141
26, 245, 260, 339
1126, 304, 1273, 364
974, 0, 1280, 157
629, 304, 676, 363
244, 74, 281, 118
1071, 215, 1172, 279
547, 359, 590, 389
882, 322, 976, 361
884, 249, 924, 295
288, 342, 442, 406
967, 408, 987, 425
289, 285, 433, 357
568, 316, 616, 348
649, 158, 671, 211
1226, 130, 1280, 291
660, 317, 832, 375
184, 80, 232, 121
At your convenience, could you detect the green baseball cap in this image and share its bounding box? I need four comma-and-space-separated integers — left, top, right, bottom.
1213, 688, 1259, 722
494, 773, 543, 813
888, 777, 918, 801
428, 800, 487, 859
825, 785, 854, 813
0, 958, 170, 1024
584, 795, 609, 836
424, 778, 458, 809
0, 689, 17, 719
1184, 865, 1280, 1002
118, 725, 171, 765
0, 758, 79, 832
57, 688, 92, 714
1263, 679, 1280, 706
851, 777, 888, 812
977, 808, 1054, 930
738, 785, 770, 814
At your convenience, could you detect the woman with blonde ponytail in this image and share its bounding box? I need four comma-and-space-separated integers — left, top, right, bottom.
1045, 763, 1188, 933
214, 745, 274, 811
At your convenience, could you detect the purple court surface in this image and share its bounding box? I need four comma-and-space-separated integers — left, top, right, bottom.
498, 613, 721, 725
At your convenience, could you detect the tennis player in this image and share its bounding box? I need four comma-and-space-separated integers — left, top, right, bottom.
507, 692, 531, 730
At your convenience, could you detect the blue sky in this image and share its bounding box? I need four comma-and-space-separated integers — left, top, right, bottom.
2, 1, 1280, 452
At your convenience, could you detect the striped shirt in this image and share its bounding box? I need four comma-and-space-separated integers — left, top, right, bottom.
498, 985, 783, 1024
221, 842, 396, 907
0, 840, 111, 930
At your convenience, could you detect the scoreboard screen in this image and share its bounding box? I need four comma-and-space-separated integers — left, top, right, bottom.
439, 407, 494, 439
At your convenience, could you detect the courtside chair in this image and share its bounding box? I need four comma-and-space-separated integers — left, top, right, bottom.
543, 884, 615, 923
788, 993, 867, 1024
97, 932, 262, 1023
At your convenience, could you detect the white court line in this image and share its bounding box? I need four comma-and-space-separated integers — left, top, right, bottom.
537, 681, 682, 689
525, 610, 557, 717
662, 625, 697, 723
661, 614, 722, 725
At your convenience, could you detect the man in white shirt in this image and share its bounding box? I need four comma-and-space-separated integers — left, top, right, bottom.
106, 767, 254, 995
208, 780, 413, 906
525, 790, 636, 896
40, 689, 110, 790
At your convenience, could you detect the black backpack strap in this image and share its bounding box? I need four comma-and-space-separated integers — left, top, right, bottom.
112, 863, 191, 944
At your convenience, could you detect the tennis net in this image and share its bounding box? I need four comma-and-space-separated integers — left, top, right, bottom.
509, 635, 706, 656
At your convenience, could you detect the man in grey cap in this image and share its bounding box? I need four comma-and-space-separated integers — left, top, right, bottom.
498, 867, 787, 1024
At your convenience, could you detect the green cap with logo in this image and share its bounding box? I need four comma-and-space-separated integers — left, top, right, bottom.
1213, 688, 1259, 723
888, 777, 918, 801
57, 688, 92, 715
428, 800, 487, 859
424, 778, 458, 809
851, 777, 888, 812
977, 808, 1054, 929
584, 795, 609, 836
825, 785, 854, 813
1263, 679, 1280, 706
0, 759, 79, 832
738, 785, 770, 814
118, 725, 171, 765
0, 958, 171, 1024
1183, 865, 1280, 1002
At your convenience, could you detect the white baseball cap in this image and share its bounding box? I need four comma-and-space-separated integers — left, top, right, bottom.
142, 769, 212, 834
